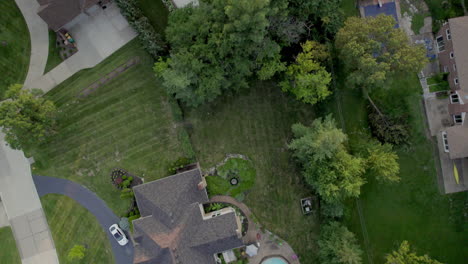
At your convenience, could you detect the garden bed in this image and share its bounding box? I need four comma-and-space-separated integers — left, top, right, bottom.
205, 158, 256, 201
110, 168, 143, 190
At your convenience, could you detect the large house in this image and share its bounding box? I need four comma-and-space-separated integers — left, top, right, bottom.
435, 16, 468, 193
37, 0, 110, 31
131, 167, 243, 264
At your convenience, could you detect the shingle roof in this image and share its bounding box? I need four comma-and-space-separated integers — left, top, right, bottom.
449, 16, 468, 93
132, 168, 243, 264
446, 125, 468, 159
36, 0, 100, 31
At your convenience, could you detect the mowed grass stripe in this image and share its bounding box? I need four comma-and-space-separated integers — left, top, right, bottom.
42, 194, 114, 264
32, 40, 184, 215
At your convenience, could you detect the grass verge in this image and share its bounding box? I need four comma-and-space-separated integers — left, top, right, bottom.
30, 40, 185, 215
42, 194, 114, 264
0, 0, 30, 99
331, 71, 468, 263
0, 227, 21, 264
185, 82, 319, 263
44, 30, 63, 74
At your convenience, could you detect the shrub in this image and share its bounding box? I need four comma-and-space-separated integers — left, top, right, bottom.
167, 157, 192, 174
120, 188, 134, 199
122, 175, 127, 180
122, 179, 131, 188
178, 129, 195, 159
114, 0, 166, 59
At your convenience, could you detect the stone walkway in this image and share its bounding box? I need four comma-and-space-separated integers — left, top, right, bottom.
209, 195, 300, 263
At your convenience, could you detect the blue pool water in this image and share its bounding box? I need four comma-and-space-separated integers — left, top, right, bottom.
261, 257, 288, 264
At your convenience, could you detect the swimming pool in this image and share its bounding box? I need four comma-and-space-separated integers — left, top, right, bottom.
261, 256, 289, 264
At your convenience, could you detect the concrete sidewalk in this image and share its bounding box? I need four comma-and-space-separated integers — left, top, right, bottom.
14, 0, 49, 89
0, 133, 59, 264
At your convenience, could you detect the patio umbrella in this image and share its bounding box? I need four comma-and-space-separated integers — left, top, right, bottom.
246, 244, 258, 257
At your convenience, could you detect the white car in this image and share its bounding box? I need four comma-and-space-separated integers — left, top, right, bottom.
109, 224, 129, 246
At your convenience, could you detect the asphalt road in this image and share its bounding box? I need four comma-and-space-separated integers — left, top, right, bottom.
33, 175, 134, 264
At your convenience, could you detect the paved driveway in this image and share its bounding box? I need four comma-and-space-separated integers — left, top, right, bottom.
33, 175, 134, 264
32, 3, 137, 93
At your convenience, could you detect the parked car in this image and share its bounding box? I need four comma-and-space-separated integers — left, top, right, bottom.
109, 224, 128, 246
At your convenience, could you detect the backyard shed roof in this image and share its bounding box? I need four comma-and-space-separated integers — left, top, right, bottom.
132, 168, 243, 264
449, 16, 468, 93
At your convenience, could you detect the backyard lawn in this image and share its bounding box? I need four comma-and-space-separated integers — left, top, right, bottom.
0, 0, 30, 99
0, 227, 21, 264
185, 82, 319, 263
41, 194, 114, 264
44, 30, 63, 73
30, 40, 185, 216
138, 0, 169, 35
331, 72, 468, 263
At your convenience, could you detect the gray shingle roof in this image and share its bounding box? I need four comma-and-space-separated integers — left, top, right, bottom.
132, 168, 243, 264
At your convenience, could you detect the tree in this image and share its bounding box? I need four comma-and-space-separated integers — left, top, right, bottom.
318, 221, 363, 264
280, 40, 332, 104
386, 241, 442, 264
67, 244, 86, 262
365, 141, 400, 183
289, 116, 366, 203
0, 84, 56, 150
155, 0, 285, 107
289, 115, 347, 163
335, 15, 427, 89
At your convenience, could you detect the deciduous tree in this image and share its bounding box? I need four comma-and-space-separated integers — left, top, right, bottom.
0, 84, 56, 150
335, 15, 427, 89
289, 116, 366, 203
318, 221, 363, 264
386, 241, 442, 264
365, 141, 400, 183
280, 40, 332, 104
155, 0, 285, 106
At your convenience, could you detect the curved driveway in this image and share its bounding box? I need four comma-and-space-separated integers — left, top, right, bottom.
33, 175, 134, 264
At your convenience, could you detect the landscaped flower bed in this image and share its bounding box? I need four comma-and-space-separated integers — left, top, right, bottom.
110, 168, 143, 190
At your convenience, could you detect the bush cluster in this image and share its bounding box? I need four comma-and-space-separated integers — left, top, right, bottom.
115, 0, 166, 58
368, 106, 409, 145
167, 157, 192, 175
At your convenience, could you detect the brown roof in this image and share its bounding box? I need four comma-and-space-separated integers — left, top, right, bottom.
449, 16, 468, 93
448, 103, 468, 115
36, 0, 100, 31
132, 168, 243, 264
446, 125, 468, 159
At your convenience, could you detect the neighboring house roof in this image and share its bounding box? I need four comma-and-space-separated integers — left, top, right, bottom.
132, 168, 243, 264
448, 103, 468, 115
36, 0, 100, 31
446, 125, 468, 159
449, 16, 468, 93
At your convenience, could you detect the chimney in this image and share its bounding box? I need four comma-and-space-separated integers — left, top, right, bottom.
198, 178, 207, 190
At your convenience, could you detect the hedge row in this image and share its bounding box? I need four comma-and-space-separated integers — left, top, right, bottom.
115, 0, 166, 58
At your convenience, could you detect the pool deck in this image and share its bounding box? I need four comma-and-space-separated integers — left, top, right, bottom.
248, 230, 299, 264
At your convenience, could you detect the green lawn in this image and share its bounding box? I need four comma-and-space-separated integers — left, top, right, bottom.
0, 0, 30, 99
411, 13, 428, 34
0, 227, 21, 264
331, 72, 468, 263
30, 40, 185, 215
41, 194, 114, 264
138, 0, 169, 35
185, 82, 319, 263
44, 30, 63, 74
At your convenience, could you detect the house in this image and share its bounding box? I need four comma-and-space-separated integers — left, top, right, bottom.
435, 16, 468, 193
131, 167, 243, 264
36, 0, 110, 31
